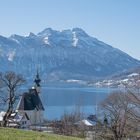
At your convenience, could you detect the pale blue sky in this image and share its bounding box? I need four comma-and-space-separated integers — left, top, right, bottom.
0, 0, 140, 59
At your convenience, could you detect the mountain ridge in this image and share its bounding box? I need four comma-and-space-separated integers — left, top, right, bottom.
0, 27, 139, 82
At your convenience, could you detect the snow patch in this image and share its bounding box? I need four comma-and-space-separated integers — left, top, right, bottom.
10, 38, 20, 44
128, 73, 139, 77
75, 119, 94, 126
72, 31, 78, 47
7, 50, 16, 61
121, 79, 129, 82
44, 36, 50, 45
66, 79, 80, 83
66, 79, 86, 84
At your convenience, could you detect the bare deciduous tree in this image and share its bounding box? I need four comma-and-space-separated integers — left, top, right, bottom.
0, 71, 25, 127
99, 92, 136, 140
126, 80, 140, 123
52, 106, 85, 137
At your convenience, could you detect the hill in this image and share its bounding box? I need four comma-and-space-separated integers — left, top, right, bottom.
0, 127, 83, 140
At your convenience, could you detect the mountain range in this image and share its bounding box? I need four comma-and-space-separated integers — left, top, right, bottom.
0, 28, 139, 82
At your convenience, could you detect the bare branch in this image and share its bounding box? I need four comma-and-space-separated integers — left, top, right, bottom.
0, 71, 25, 127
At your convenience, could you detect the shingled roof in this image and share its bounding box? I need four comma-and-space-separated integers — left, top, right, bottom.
17, 88, 44, 111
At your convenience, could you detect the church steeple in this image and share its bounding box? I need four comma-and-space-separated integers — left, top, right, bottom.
34, 70, 41, 93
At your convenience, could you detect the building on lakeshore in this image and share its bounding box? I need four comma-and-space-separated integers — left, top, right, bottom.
16, 71, 44, 125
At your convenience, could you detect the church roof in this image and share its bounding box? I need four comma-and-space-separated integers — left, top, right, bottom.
17, 89, 44, 111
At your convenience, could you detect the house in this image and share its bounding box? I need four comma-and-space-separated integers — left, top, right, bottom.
8, 111, 30, 128
75, 119, 95, 127
75, 115, 98, 127
16, 71, 45, 125
0, 111, 5, 126
0, 111, 30, 128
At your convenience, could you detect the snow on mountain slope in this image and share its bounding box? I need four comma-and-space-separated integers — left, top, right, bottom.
0, 28, 140, 82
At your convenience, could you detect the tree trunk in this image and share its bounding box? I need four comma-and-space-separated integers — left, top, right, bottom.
2, 110, 11, 127
2, 102, 13, 127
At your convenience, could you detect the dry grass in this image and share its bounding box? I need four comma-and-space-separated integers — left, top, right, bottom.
0, 127, 84, 140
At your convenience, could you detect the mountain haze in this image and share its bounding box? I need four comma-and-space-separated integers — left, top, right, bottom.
0, 28, 139, 82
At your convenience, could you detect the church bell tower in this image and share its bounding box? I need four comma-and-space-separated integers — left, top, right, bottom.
34, 70, 41, 94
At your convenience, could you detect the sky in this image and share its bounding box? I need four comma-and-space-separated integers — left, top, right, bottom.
0, 0, 140, 59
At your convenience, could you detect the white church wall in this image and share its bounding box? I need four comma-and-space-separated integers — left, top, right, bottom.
23, 110, 44, 125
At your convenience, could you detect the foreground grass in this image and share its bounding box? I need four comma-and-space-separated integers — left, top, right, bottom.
0, 127, 84, 140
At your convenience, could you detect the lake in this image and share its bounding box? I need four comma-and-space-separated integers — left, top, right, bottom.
40, 83, 116, 120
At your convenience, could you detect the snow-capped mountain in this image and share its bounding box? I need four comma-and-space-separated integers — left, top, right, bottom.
0, 28, 140, 82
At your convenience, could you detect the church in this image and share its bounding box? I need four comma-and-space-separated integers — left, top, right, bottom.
16, 72, 45, 125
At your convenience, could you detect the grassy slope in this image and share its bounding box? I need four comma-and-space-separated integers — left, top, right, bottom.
0, 127, 84, 140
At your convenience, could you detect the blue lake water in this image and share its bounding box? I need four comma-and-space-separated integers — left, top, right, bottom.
40, 83, 116, 120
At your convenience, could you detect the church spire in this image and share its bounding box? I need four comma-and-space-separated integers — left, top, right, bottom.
34, 70, 41, 93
